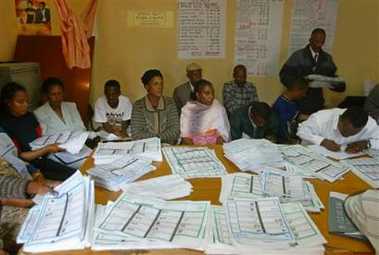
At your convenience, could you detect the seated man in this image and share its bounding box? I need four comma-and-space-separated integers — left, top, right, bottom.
297, 107, 379, 152
230, 101, 278, 141
34, 77, 86, 135
364, 83, 379, 123
173, 63, 202, 114
273, 78, 308, 143
344, 190, 379, 253
223, 64, 259, 116
94, 80, 132, 138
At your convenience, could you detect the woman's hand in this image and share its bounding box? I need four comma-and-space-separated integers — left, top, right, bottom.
45, 144, 64, 154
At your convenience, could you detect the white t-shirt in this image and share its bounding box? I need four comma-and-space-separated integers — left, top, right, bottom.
94, 95, 132, 125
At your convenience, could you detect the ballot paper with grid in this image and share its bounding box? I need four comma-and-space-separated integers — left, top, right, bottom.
162, 146, 227, 179
93, 137, 162, 164
94, 194, 211, 250
29, 131, 89, 154
279, 145, 349, 182
342, 157, 379, 188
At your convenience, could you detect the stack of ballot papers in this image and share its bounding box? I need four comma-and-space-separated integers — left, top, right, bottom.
121, 174, 192, 200
93, 137, 162, 164
223, 139, 285, 171
29, 131, 89, 154
17, 171, 95, 253
92, 194, 211, 251
306, 74, 346, 89
279, 145, 350, 182
217, 197, 326, 254
162, 146, 227, 178
341, 157, 379, 188
88, 156, 156, 191
328, 192, 365, 240
308, 144, 366, 160
219, 173, 324, 212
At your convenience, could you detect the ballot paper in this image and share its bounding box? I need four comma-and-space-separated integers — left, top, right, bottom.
17, 171, 95, 253
48, 145, 92, 169
121, 174, 192, 200
308, 144, 366, 160
0, 133, 32, 179
328, 192, 365, 240
29, 131, 89, 154
279, 145, 349, 182
341, 157, 379, 188
223, 139, 285, 171
225, 197, 295, 248
88, 156, 156, 191
95, 194, 211, 250
162, 146, 227, 179
93, 137, 162, 164
306, 74, 346, 89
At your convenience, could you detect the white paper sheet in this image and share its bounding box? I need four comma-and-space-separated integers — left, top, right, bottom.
288, 0, 338, 55
162, 147, 227, 179
177, 0, 226, 59
235, 0, 284, 76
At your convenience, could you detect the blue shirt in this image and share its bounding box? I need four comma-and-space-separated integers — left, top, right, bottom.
273, 95, 299, 140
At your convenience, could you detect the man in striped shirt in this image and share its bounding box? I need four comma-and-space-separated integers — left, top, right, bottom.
223, 65, 259, 116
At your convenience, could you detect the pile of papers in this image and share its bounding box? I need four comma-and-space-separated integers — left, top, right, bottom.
93, 137, 162, 164
121, 174, 192, 200
29, 131, 89, 154
306, 74, 346, 89
88, 156, 156, 191
341, 157, 379, 188
215, 197, 325, 254
223, 139, 284, 171
219, 173, 324, 213
162, 146, 227, 179
17, 171, 95, 253
92, 194, 211, 251
279, 145, 350, 182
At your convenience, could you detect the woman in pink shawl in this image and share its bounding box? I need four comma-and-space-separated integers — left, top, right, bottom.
180, 79, 230, 145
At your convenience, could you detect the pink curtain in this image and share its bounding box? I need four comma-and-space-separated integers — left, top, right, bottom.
54, 0, 97, 69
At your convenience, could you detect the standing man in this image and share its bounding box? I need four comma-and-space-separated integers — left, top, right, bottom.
173, 63, 202, 114
280, 28, 345, 114
223, 65, 259, 116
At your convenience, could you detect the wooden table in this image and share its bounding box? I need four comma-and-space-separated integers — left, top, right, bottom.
30, 145, 375, 255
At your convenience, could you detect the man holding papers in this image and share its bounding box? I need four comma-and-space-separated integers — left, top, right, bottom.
297, 107, 379, 152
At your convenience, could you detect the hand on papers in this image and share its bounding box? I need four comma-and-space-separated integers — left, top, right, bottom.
26, 181, 53, 196
46, 143, 65, 154
346, 141, 369, 154
321, 139, 341, 152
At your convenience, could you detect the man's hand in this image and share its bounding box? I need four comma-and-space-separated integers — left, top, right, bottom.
320, 139, 341, 152
45, 144, 64, 154
26, 181, 51, 196
346, 141, 368, 154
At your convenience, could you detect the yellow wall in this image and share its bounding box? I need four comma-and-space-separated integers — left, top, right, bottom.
1, 0, 379, 107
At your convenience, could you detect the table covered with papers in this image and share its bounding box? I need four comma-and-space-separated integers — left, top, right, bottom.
19, 143, 375, 255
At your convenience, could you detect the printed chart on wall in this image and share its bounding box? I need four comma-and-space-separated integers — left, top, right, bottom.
288, 0, 339, 56
235, 0, 284, 76
177, 0, 226, 59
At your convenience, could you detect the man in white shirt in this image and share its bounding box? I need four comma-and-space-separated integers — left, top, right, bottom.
344, 190, 379, 254
297, 107, 379, 152
94, 80, 132, 138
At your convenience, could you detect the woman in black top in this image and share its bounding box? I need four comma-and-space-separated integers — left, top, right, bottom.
0, 82, 75, 180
